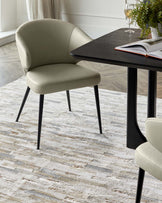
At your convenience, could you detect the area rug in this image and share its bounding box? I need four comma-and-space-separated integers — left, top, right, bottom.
0, 77, 162, 203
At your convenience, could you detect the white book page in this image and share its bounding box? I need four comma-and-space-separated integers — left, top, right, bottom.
149, 50, 162, 59
142, 38, 162, 52
117, 37, 162, 53
120, 42, 147, 52
116, 44, 147, 55
123, 46, 147, 55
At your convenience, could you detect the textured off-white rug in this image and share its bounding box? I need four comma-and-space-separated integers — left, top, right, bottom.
0, 77, 162, 203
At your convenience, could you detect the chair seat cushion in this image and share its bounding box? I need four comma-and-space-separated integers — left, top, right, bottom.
26, 64, 101, 94
135, 142, 162, 181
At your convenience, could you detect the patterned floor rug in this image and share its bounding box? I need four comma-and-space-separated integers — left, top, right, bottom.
0, 77, 162, 203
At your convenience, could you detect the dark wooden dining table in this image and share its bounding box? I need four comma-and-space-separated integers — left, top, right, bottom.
71, 28, 162, 150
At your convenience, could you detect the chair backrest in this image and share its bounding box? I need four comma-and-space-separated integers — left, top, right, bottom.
146, 118, 162, 153
16, 19, 91, 72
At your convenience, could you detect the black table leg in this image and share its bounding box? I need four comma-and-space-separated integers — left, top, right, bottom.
148, 70, 157, 117
127, 67, 146, 149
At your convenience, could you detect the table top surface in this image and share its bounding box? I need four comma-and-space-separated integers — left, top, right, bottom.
71, 28, 162, 72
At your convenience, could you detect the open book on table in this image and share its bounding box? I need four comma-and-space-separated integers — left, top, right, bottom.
115, 38, 162, 59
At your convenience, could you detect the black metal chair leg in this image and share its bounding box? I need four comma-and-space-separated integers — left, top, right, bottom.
94, 85, 102, 134
37, 94, 44, 150
136, 168, 145, 203
16, 87, 30, 122
66, 90, 71, 111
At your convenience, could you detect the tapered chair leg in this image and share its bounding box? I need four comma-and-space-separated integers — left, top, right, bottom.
136, 168, 145, 203
94, 85, 102, 134
16, 87, 30, 122
66, 90, 71, 111
37, 94, 44, 150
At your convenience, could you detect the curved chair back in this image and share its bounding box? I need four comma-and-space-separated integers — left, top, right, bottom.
135, 117, 162, 202
16, 19, 91, 72
145, 118, 162, 153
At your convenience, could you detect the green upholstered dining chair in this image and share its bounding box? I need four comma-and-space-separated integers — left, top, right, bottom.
15, 19, 102, 150
135, 118, 162, 202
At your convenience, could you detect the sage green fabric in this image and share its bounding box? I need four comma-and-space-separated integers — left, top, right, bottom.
135, 118, 162, 181
145, 118, 162, 153
26, 64, 100, 94
135, 142, 162, 181
16, 19, 91, 72
16, 19, 100, 94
